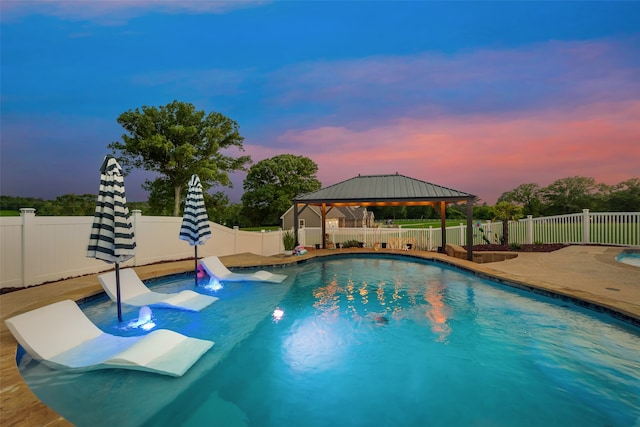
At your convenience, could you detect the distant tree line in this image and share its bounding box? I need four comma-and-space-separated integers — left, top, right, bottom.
497, 176, 639, 216
4, 175, 636, 223
0, 195, 150, 216
370, 176, 639, 221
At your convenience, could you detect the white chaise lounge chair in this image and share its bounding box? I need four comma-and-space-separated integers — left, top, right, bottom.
4, 300, 213, 377
200, 256, 287, 283
98, 268, 218, 311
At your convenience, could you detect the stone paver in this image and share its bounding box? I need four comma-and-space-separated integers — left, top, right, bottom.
1, 246, 638, 426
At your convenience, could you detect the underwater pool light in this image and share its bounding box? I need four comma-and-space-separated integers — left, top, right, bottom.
204, 278, 223, 292
127, 306, 156, 331
273, 307, 284, 322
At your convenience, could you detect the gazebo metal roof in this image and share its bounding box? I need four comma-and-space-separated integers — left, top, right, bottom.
294, 173, 476, 205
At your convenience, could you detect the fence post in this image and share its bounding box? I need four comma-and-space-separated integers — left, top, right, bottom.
459, 223, 464, 245
429, 226, 433, 251
582, 209, 590, 244
526, 215, 533, 245
131, 210, 142, 266
20, 208, 37, 286
233, 226, 239, 254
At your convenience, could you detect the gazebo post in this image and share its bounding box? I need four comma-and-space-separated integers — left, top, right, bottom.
466, 200, 474, 261
439, 201, 447, 252
321, 203, 327, 249
293, 202, 299, 247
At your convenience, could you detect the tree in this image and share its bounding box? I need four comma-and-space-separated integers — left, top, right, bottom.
222, 202, 252, 228
241, 154, 322, 226
540, 176, 598, 215
0, 196, 47, 213
39, 194, 97, 216
446, 204, 466, 219
405, 205, 438, 219
498, 183, 543, 217
203, 191, 230, 224
109, 100, 251, 216
369, 206, 404, 221
473, 204, 494, 220
493, 201, 523, 245
144, 177, 175, 216
603, 178, 640, 212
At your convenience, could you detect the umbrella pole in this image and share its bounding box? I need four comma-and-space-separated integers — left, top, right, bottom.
194, 246, 198, 286
115, 263, 122, 322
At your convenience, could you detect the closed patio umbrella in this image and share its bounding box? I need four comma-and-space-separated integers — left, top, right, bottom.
87, 155, 136, 322
179, 174, 212, 285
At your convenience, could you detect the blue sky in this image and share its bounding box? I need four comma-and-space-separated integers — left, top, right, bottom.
2, 1, 639, 204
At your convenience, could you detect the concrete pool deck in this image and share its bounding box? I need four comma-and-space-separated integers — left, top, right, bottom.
1, 245, 638, 426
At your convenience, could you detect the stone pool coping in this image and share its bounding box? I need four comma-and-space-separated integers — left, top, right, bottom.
1, 246, 638, 426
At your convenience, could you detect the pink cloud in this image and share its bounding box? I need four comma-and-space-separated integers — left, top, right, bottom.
243, 100, 639, 204
265, 38, 640, 115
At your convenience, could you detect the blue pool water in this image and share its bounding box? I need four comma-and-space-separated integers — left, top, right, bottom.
16, 255, 640, 427
617, 250, 640, 267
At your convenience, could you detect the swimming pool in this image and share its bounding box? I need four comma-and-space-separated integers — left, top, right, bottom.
617, 249, 640, 267
16, 255, 640, 426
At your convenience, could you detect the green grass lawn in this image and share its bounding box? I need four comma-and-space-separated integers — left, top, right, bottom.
0, 210, 20, 217
241, 226, 280, 232
385, 219, 466, 228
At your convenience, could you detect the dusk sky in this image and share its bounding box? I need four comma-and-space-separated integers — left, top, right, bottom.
2, 1, 639, 205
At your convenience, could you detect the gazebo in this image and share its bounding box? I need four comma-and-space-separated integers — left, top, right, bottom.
292, 173, 476, 261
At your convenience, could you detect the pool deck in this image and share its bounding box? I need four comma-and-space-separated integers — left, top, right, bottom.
1, 245, 639, 426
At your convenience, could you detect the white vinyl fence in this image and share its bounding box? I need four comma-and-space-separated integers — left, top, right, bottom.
300, 209, 640, 250
0, 209, 286, 290
1, 209, 638, 290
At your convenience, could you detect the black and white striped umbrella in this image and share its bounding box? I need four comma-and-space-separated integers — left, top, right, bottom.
87, 155, 136, 322
179, 174, 212, 285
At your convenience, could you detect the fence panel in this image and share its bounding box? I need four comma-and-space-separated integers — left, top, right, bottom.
30, 216, 112, 285
311, 227, 440, 251
0, 212, 284, 290
590, 212, 640, 246
0, 217, 24, 288
2, 209, 638, 290
133, 214, 188, 265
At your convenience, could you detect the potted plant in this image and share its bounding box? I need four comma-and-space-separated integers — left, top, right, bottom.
282, 229, 296, 255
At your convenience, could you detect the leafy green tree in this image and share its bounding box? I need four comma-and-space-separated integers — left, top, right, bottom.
143, 176, 231, 221
493, 201, 523, 245
370, 206, 403, 221
203, 191, 230, 224
540, 176, 598, 215
128, 201, 150, 213
404, 205, 440, 219
223, 203, 252, 228
603, 178, 640, 212
0, 196, 46, 213
109, 100, 251, 216
473, 204, 494, 220
39, 194, 97, 216
143, 178, 176, 216
241, 154, 321, 226
446, 204, 466, 219
498, 183, 543, 217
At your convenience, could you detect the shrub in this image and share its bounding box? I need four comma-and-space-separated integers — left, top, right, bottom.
282, 229, 296, 250
341, 240, 362, 248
